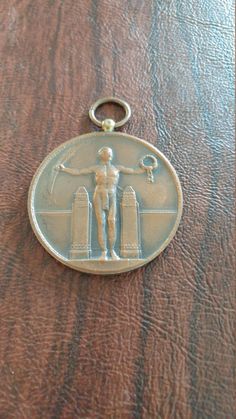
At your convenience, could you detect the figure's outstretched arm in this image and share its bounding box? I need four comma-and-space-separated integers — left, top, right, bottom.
117, 165, 145, 175
59, 164, 95, 175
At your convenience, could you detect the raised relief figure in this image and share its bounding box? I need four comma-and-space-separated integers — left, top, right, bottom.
58, 147, 157, 261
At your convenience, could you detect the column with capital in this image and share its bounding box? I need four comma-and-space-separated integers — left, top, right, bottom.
70, 187, 91, 259
120, 186, 141, 258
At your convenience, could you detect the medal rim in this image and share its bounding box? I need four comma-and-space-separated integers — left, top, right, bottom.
28, 131, 183, 275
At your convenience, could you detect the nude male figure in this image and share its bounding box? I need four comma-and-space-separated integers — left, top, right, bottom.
59, 147, 145, 260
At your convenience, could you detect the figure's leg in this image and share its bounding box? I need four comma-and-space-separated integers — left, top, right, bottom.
108, 195, 119, 260
93, 194, 107, 260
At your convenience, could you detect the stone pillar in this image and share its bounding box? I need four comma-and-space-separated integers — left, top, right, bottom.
70, 186, 91, 259
120, 186, 141, 258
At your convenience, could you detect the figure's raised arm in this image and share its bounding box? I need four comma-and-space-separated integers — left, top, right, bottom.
117, 155, 158, 183
58, 164, 95, 175
117, 165, 145, 175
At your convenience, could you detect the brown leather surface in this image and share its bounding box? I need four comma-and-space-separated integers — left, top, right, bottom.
0, 1, 234, 418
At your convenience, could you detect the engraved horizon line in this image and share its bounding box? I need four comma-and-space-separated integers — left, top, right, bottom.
140, 209, 177, 214
35, 209, 177, 215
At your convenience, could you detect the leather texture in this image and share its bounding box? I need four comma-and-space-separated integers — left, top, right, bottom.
0, 1, 234, 418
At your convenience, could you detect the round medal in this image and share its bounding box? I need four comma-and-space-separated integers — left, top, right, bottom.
28, 98, 183, 274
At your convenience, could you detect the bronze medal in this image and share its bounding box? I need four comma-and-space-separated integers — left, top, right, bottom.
28, 98, 183, 274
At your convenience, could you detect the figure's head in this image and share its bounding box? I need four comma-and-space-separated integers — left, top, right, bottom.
98, 147, 113, 162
